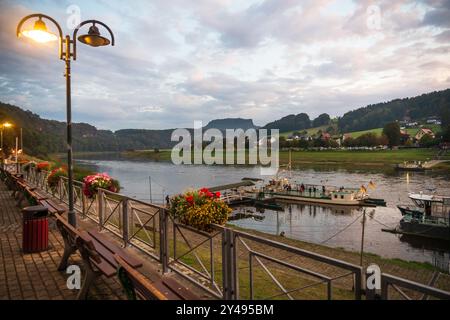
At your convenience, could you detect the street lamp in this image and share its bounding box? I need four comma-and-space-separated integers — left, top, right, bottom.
17, 13, 115, 227
1, 122, 13, 162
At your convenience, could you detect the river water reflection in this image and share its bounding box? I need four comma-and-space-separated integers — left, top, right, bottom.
74, 154, 450, 270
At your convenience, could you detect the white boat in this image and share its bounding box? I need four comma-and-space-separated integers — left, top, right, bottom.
395, 193, 450, 241
258, 179, 370, 206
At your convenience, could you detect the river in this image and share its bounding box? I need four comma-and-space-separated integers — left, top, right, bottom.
73, 154, 450, 270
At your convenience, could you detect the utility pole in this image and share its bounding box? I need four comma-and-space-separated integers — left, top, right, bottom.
20, 127, 23, 153
149, 176, 152, 203
360, 209, 366, 266
15, 136, 19, 173
276, 210, 280, 236
288, 148, 292, 179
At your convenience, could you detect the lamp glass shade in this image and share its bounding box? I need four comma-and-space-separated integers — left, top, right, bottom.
21, 19, 58, 43
78, 25, 110, 47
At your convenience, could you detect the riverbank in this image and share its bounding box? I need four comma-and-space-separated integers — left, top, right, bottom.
119, 148, 450, 170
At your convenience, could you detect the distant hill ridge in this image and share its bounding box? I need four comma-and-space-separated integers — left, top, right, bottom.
0, 88, 448, 156
338, 89, 450, 133
204, 118, 257, 131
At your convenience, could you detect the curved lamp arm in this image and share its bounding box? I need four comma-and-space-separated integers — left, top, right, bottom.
16, 13, 64, 60
72, 20, 115, 60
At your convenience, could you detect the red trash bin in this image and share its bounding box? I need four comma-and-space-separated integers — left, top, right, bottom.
22, 205, 49, 253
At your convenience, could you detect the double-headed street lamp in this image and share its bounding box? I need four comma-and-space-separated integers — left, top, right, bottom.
17, 13, 115, 227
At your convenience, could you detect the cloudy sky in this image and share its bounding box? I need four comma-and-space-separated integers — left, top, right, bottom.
0, 0, 449, 130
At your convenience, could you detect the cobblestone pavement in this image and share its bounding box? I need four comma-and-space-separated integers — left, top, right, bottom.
0, 181, 211, 300
0, 182, 128, 300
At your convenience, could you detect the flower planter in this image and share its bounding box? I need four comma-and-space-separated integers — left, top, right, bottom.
169, 188, 231, 232
83, 173, 120, 199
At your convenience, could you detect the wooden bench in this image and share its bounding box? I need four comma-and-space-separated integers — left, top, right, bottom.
39, 198, 67, 215
25, 187, 67, 214
115, 254, 200, 300
55, 214, 83, 271
55, 214, 143, 299
4, 172, 23, 196
5, 173, 35, 207
14, 177, 35, 207
1, 166, 68, 217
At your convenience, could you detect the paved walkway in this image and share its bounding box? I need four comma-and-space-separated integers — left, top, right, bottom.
0, 182, 127, 300
0, 181, 208, 300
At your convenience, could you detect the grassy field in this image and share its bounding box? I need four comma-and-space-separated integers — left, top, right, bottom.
280, 125, 331, 138
122, 149, 173, 161
121, 148, 449, 169
346, 128, 384, 138
347, 124, 442, 138
279, 148, 448, 166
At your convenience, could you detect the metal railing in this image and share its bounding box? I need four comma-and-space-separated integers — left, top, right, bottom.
58, 176, 85, 214
1, 162, 21, 174
18, 165, 450, 300
402, 213, 450, 226
230, 228, 362, 300
24, 166, 166, 263
166, 216, 224, 298
381, 273, 450, 300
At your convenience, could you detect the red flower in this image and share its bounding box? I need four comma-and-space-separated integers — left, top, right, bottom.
199, 187, 209, 194
215, 191, 221, 198
185, 195, 194, 204
36, 162, 50, 171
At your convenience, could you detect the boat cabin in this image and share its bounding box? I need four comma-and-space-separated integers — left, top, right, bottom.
330, 190, 360, 203
409, 193, 450, 218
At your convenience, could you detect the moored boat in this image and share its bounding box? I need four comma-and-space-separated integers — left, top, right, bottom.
395, 161, 427, 171
257, 178, 378, 207
394, 193, 450, 241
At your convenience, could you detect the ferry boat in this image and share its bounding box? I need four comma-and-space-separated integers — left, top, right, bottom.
247, 150, 386, 207
395, 161, 427, 171
395, 193, 450, 241
257, 179, 377, 207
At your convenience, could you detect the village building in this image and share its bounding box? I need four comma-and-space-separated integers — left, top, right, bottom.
320, 132, 331, 141
400, 129, 411, 145
414, 128, 435, 142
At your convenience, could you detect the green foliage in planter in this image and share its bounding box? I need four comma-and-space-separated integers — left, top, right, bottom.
169, 188, 231, 232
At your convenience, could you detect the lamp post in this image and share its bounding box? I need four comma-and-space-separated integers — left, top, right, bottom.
20, 127, 23, 154
17, 14, 115, 227
1, 122, 13, 164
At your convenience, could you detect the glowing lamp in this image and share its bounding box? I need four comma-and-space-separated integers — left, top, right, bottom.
21, 18, 58, 43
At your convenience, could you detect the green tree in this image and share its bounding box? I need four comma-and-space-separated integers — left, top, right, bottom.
419, 135, 438, 148
279, 136, 287, 148
297, 139, 310, 149
343, 137, 355, 148
441, 106, 450, 142
312, 113, 331, 127
354, 133, 379, 147
383, 122, 401, 147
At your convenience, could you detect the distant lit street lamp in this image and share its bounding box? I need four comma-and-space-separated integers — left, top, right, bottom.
1, 122, 13, 162
17, 13, 115, 227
